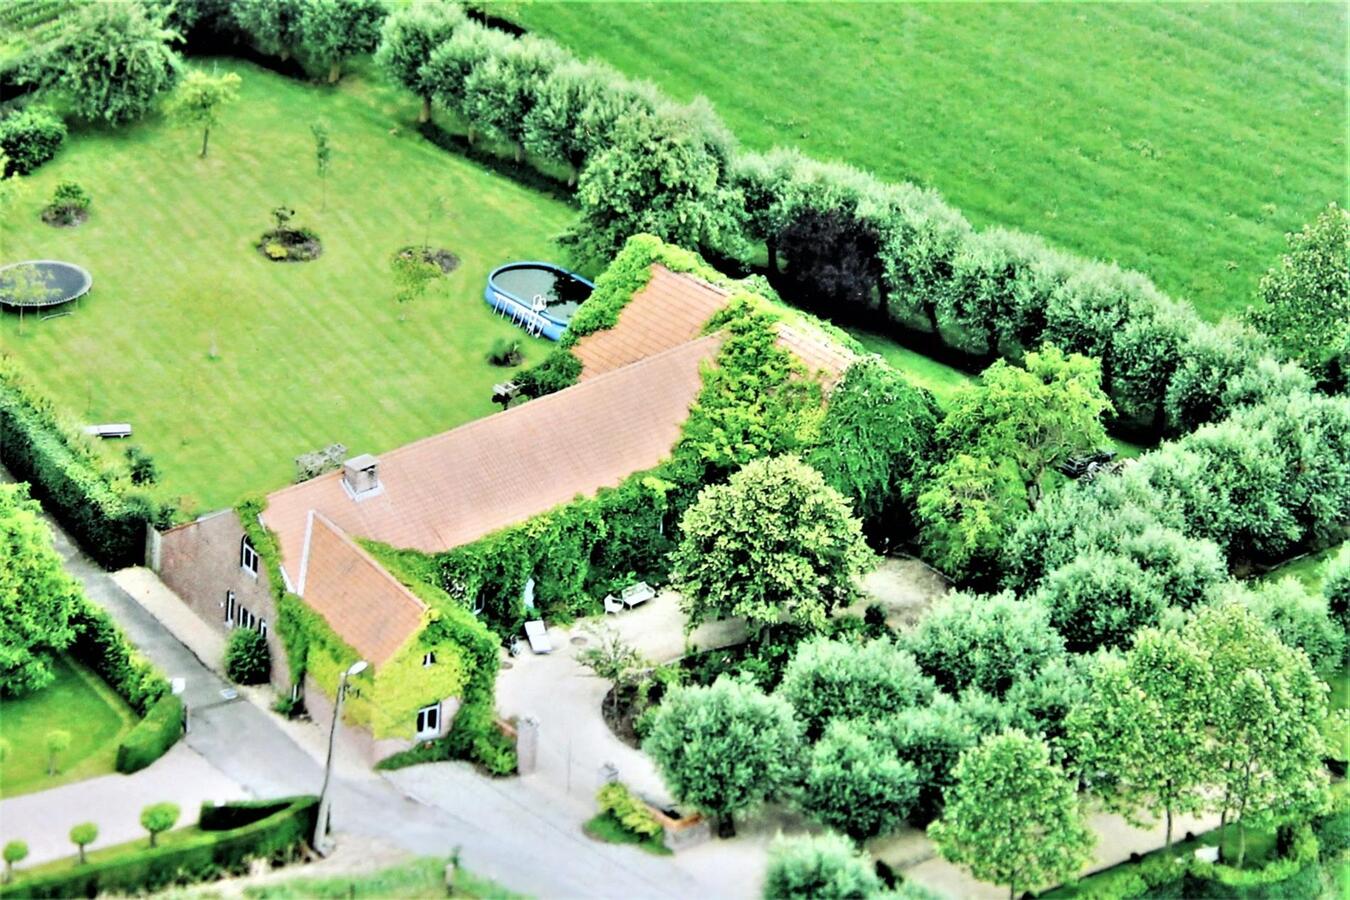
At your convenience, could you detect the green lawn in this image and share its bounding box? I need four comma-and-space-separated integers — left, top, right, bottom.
513, 1, 1346, 321
583, 812, 673, 857
0, 654, 137, 797
1260, 539, 1347, 592
0, 57, 571, 509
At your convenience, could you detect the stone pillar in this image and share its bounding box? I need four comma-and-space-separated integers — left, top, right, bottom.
145, 525, 162, 571
516, 714, 540, 775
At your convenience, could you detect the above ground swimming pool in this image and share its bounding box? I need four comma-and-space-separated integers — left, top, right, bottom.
0, 260, 93, 311
485, 262, 594, 341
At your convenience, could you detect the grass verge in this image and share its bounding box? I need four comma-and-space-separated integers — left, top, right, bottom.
583, 812, 672, 857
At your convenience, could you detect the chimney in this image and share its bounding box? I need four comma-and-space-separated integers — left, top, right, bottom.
342, 453, 381, 498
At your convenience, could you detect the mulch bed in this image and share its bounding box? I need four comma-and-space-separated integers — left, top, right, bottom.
41, 206, 88, 228
600, 684, 646, 749
398, 245, 459, 274
258, 228, 323, 262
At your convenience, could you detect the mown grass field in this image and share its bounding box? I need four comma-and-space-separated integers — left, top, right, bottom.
0, 58, 570, 510
0, 654, 137, 797
512, 1, 1347, 321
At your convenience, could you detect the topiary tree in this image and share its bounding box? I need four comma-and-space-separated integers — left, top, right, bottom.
521, 59, 643, 184
800, 719, 921, 844
166, 68, 242, 158
296, 0, 387, 83
140, 802, 180, 847
1031, 551, 1167, 652
777, 637, 934, 740
462, 34, 567, 161
762, 831, 884, 900
69, 822, 98, 864
672, 455, 873, 647
48, 2, 182, 126
375, 0, 466, 123
45, 729, 71, 775
224, 627, 270, 684
643, 678, 801, 837
901, 590, 1064, 698
423, 20, 515, 136
880, 695, 978, 825
930, 730, 1094, 900
1233, 577, 1344, 672
0, 483, 81, 697
2, 841, 26, 883
1248, 203, 1350, 384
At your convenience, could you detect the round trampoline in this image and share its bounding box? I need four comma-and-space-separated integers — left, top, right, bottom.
0, 260, 93, 312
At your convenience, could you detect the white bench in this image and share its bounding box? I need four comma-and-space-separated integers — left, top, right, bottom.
620, 581, 655, 609
83, 423, 132, 438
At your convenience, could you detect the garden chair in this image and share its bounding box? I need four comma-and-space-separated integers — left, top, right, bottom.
603, 595, 625, 615
524, 619, 553, 654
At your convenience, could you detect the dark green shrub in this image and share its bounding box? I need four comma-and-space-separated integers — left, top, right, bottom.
0, 796, 318, 899
225, 628, 270, 684
486, 337, 522, 367
1313, 793, 1350, 859
0, 106, 66, 175
123, 444, 158, 485
0, 360, 156, 569
115, 694, 183, 774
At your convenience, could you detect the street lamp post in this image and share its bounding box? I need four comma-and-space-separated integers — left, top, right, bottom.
313, 659, 367, 855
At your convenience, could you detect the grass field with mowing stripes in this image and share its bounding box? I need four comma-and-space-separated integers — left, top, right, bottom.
0, 58, 571, 510
513, 1, 1346, 322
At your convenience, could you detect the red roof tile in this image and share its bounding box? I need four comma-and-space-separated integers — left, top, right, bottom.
298, 513, 427, 667
262, 335, 721, 582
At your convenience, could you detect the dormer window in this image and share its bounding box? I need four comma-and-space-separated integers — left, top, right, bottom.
422, 652, 436, 667
240, 536, 259, 577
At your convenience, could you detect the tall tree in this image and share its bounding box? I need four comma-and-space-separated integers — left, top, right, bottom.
930, 730, 1094, 899
1324, 543, 1350, 635
1067, 629, 1210, 850
1247, 203, 1350, 382
672, 455, 874, 645
374, 0, 466, 123
643, 678, 801, 837
1184, 603, 1330, 868
0, 483, 81, 697
166, 68, 242, 158
230, 0, 300, 60
48, 2, 181, 126
295, 0, 386, 84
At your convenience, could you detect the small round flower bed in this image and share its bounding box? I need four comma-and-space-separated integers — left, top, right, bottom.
397, 245, 459, 274
256, 227, 322, 262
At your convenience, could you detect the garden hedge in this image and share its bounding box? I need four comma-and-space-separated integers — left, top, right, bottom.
0, 359, 156, 569
115, 693, 184, 774
67, 595, 169, 715
0, 795, 318, 898
0, 105, 66, 175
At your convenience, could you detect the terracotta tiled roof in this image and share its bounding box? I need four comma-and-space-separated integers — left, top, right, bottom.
775, 322, 856, 387
297, 513, 427, 667
262, 334, 721, 581
573, 265, 729, 380
571, 264, 854, 387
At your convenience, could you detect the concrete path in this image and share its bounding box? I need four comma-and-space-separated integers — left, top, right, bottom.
0, 743, 247, 866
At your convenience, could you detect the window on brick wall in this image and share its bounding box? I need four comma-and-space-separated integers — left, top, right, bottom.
240, 536, 259, 577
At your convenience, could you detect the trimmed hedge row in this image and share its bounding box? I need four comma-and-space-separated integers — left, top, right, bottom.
115, 693, 184, 774
0, 795, 318, 898
360, 4, 1308, 443
67, 595, 169, 715
0, 358, 156, 569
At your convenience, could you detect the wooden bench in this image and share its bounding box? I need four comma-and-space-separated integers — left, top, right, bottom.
83, 423, 132, 439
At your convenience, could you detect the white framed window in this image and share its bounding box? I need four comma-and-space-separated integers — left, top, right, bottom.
225, 590, 236, 625
240, 536, 259, 577
416, 703, 441, 737
422, 652, 436, 667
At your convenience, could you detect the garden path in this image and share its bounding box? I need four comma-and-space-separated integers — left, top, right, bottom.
0, 743, 247, 867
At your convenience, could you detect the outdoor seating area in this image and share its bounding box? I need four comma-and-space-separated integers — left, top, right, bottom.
603, 581, 656, 615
